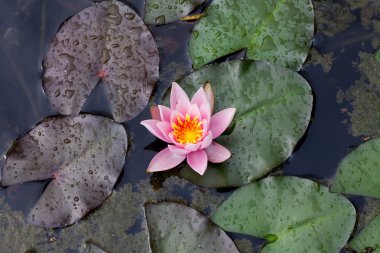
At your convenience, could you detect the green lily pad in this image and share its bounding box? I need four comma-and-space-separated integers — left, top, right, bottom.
212, 176, 356, 253
331, 138, 380, 199
145, 202, 240, 253
189, 0, 314, 70
144, 0, 206, 25
350, 213, 380, 253
177, 60, 312, 187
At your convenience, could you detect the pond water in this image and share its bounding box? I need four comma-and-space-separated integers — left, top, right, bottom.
0, 0, 379, 252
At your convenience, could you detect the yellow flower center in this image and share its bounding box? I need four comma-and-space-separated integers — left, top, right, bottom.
172, 114, 203, 144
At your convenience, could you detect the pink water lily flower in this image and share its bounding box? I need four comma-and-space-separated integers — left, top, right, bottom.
141, 82, 236, 175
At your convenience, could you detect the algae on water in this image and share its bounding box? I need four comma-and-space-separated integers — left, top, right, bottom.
304, 48, 335, 73
337, 52, 380, 137
314, 0, 356, 38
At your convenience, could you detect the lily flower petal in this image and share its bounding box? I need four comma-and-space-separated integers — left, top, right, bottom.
168, 145, 191, 156
201, 119, 209, 138
209, 108, 236, 138
170, 82, 190, 109
175, 95, 192, 115
205, 142, 231, 163
184, 142, 201, 152
186, 103, 202, 120
199, 102, 211, 122
141, 120, 171, 143
158, 105, 172, 123
200, 132, 213, 149
191, 87, 208, 108
187, 149, 208, 175
147, 147, 186, 173
170, 110, 185, 125
156, 121, 172, 138
168, 132, 185, 147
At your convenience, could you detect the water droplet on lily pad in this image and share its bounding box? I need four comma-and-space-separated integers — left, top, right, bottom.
212, 176, 356, 253
43, 1, 159, 122
0, 114, 128, 227
331, 138, 380, 199
189, 0, 314, 70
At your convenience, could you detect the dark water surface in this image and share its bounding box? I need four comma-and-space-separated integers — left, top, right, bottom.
0, 0, 378, 252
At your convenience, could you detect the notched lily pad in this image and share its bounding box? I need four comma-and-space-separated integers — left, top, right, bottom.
212, 176, 357, 253
43, 1, 159, 122
177, 60, 313, 188
145, 202, 240, 253
1, 114, 128, 227
189, 0, 315, 70
331, 138, 380, 199
350, 213, 380, 253
144, 0, 206, 25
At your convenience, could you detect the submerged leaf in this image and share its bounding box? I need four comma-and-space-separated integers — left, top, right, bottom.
43, 1, 159, 122
176, 60, 312, 187
212, 176, 356, 253
82, 241, 108, 253
189, 0, 315, 70
145, 202, 240, 253
331, 138, 380, 199
144, 0, 206, 25
350, 213, 380, 253
1, 115, 128, 227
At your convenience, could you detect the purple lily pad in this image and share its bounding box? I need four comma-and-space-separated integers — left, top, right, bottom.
1, 114, 128, 227
43, 1, 159, 122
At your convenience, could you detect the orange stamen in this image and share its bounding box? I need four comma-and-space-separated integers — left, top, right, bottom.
172, 114, 203, 144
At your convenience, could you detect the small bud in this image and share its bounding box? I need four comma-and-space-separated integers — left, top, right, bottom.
203, 81, 215, 113
150, 106, 160, 120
